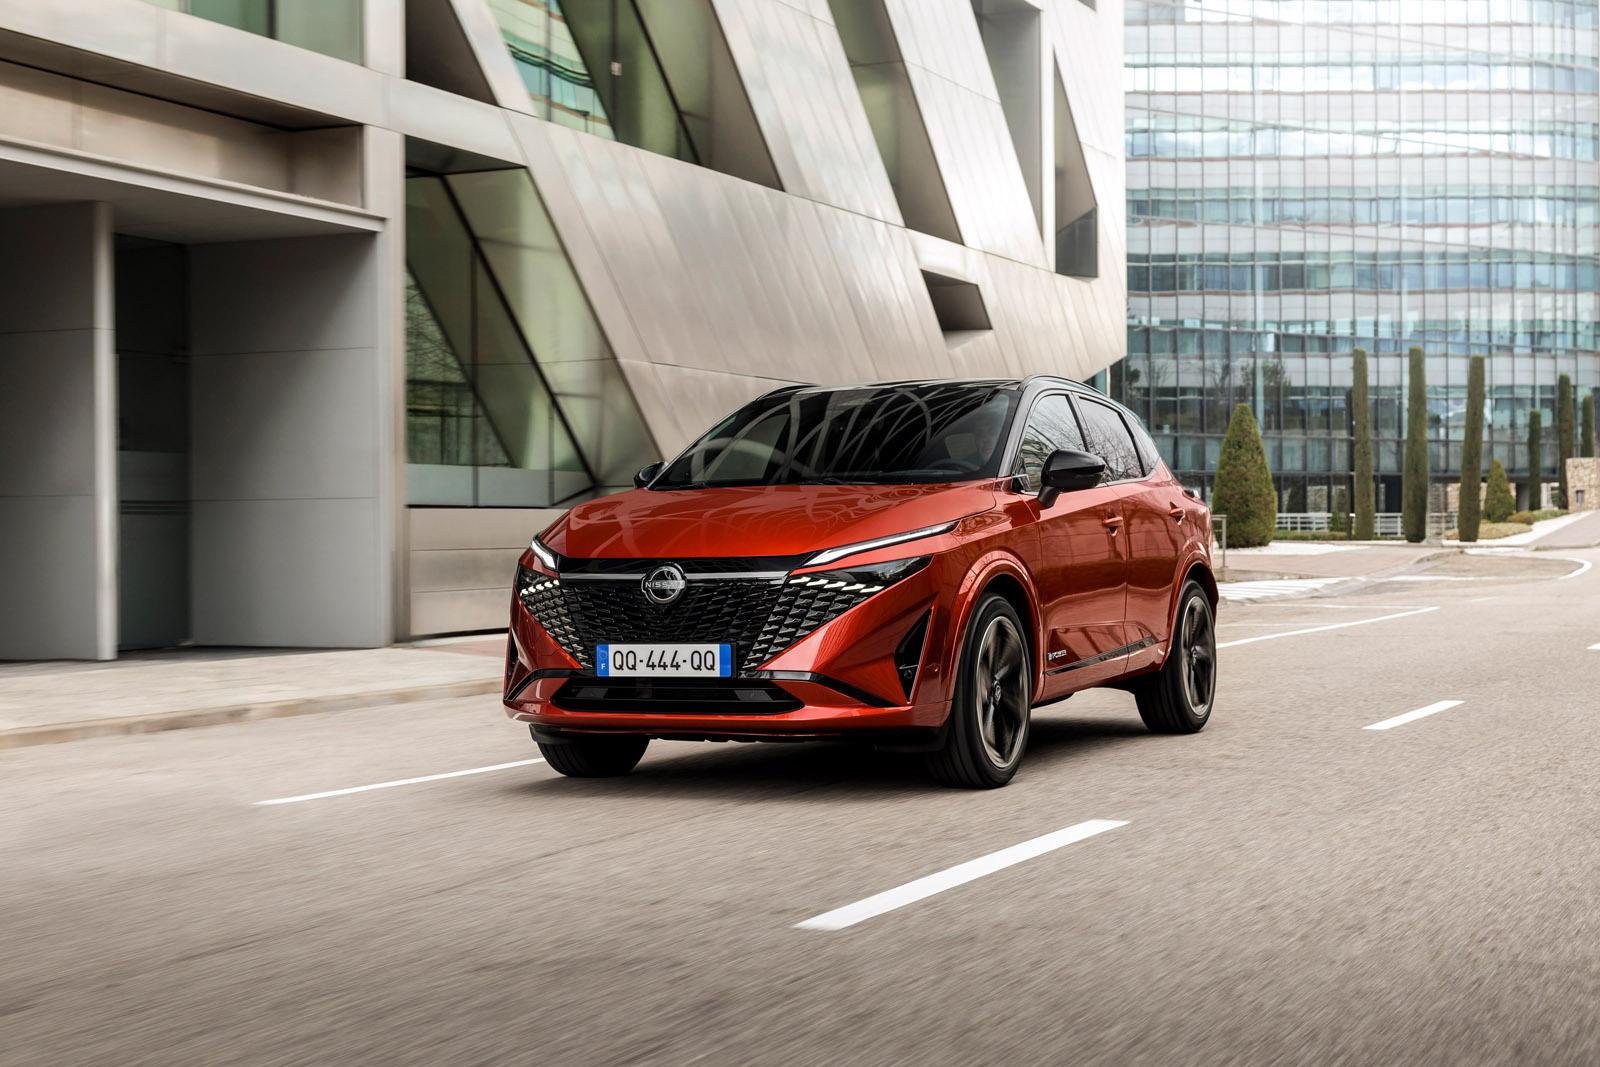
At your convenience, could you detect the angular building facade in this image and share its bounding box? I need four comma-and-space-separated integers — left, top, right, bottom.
0, 0, 1125, 660
1119, 0, 1600, 514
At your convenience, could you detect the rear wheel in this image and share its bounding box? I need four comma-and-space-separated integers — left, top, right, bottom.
1133, 581, 1216, 734
926, 595, 1032, 789
536, 733, 650, 778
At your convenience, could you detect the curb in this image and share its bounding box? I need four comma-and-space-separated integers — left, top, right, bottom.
0, 678, 503, 751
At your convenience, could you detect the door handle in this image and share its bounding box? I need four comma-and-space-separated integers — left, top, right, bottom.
1169, 507, 1186, 524
1102, 514, 1124, 532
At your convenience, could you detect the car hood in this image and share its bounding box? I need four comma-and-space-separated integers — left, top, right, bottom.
545, 481, 1000, 561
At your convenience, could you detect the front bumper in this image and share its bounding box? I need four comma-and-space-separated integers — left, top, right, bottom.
502, 552, 959, 739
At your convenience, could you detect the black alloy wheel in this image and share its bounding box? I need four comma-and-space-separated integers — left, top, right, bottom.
926, 594, 1032, 788
1133, 580, 1216, 734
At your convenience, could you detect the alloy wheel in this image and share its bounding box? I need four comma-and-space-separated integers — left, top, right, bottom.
1179, 595, 1216, 717
974, 615, 1029, 767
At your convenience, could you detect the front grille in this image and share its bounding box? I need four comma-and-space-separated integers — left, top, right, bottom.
517, 563, 892, 672
553, 677, 803, 714
745, 576, 885, 666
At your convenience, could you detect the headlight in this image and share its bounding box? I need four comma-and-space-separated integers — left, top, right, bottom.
789, 556, 930, 593
528, 534, 559, 573
804, 521, 957, 567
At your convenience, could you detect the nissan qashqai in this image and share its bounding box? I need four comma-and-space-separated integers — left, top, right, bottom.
504, 377, 1217, 788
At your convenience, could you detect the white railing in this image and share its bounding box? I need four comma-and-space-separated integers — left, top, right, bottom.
1273, 512, 1455, 538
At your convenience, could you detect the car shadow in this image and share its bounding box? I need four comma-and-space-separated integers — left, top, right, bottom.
499, 707, 1153, 803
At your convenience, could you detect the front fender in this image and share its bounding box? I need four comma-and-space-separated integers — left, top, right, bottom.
950, 549, 1045, 700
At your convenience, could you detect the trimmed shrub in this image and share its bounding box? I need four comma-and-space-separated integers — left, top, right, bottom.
1508, 508, 1566, 526
1484, 459, 1514, 523
1330, 485, 1350, 534
1557, 374, 1574, 509
1527, 410, 1543, 511
1458, 355, 1485, 543
1351, 348, 1375, 540
1584, 392, 1596, 458
1212, 403, 1277, 548
1402, 347, 1429, 542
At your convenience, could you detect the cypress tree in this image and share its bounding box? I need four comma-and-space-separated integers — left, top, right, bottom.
1402, 346, 1429, 542
1583, 392, 1596, 459
1212, 403, 1277, 548
1556, 374, 1574, 509
1330, 485, 1350, 535
1458, 356, 1485, 543
1485, 459, 1514, 523
1526, 409, 1543, 512
1351, 348, 1375, 540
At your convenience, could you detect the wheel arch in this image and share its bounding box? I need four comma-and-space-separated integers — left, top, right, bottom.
1160, 556, 1218, 666
954, 556, 1043, 697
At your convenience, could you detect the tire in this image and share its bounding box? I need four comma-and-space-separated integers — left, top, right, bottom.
925, 594, 1032, 789
1134, 581, 1216, 734
536, 734, 650, 778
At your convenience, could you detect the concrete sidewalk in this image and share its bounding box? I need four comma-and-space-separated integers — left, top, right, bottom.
1526, 508, 1600, 548
0, 637, 506, 749
1223, 542, 1437, 580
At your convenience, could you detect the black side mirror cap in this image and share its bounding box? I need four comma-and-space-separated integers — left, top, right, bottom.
633, 462, 663, 489
1039, 449, 1105, 506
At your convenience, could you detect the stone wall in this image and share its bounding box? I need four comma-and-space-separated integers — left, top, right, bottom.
1569, 458, 1600, 512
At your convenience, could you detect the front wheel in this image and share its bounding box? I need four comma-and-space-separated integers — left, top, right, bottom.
925, 594, 1032, 789
537, 734, 650, 778
1133, 581, 1216, 734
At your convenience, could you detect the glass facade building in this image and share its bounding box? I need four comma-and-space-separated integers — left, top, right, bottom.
1119, 0, 1600, 512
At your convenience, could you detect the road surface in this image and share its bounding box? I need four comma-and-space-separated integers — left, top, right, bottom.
4, 548, 1598, 1065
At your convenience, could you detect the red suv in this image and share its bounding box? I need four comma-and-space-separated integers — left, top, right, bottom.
505, 377, 1217, 788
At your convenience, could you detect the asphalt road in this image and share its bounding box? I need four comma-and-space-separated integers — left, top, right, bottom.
5, 548, 1599, 1066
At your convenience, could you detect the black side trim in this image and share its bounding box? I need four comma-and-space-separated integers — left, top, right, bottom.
1045, 636, 1157, 675
507, 668, 580, 701
755, 671, 898, 708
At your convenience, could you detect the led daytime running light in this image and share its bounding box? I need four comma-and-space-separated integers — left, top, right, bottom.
805, 521, 958, 568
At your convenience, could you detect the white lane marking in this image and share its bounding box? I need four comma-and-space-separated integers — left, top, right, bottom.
1216, 606, 1439, 649
1364, 700, 1464, 732
795, 819, 1127, 932
1589, 643, 1600, 651
1556, 557, 1593, 580
256, 759, 545, 805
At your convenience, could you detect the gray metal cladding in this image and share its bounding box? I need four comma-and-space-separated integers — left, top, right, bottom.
475, 0, 1125, 455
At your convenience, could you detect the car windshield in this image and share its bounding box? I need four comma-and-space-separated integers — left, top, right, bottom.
654, 382, 1019, 489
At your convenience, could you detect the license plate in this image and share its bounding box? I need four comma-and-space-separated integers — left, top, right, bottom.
596, 643, 733, 678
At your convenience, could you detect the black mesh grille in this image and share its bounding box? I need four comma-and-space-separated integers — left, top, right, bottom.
744, 578, 881, 667
553, 677, 803, 714
517, 565, 882, 672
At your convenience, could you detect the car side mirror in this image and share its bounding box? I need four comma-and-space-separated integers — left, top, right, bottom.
633, 462, 663, 489
1038, 449, 1105, 506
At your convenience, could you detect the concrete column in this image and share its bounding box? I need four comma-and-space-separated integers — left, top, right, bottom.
188, 232, 392, 648
0, 203, 117, 660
